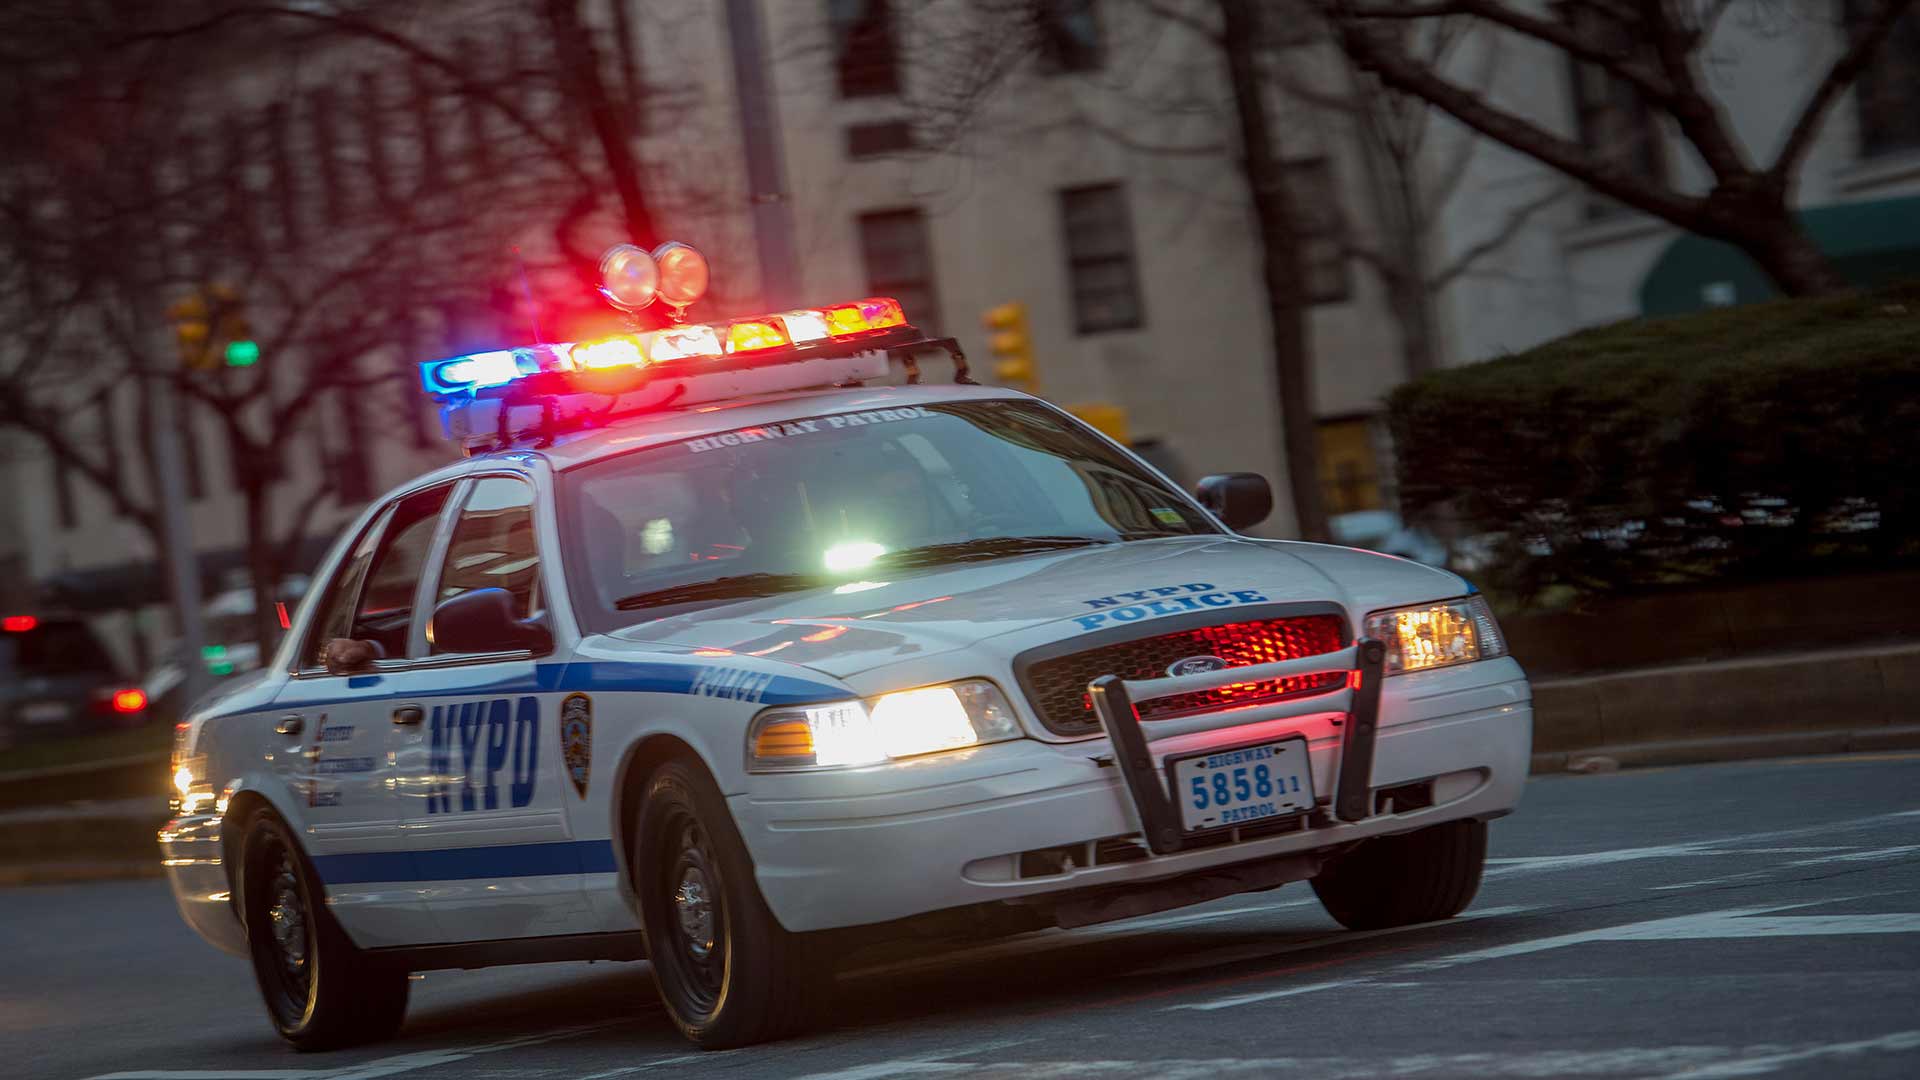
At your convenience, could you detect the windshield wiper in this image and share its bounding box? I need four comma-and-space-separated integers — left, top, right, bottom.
878, 535, 1115, 568
613, 572, 825, 611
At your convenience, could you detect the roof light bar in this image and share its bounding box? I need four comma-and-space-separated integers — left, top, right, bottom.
418, 295, 916, 400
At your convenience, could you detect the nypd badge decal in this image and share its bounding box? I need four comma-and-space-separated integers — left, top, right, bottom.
561, 693, 593, 798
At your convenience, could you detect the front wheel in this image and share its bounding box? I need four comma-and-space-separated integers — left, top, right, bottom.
634, 759, 825, 1049
239, 809, 409, 1050
1311, 818, 1488, 931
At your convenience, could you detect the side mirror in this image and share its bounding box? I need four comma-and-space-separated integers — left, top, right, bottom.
429, 588, 552, 655
322, 637, 379, 677
1196, 473, 1273, 531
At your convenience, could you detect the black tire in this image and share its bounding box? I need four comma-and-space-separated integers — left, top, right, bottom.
239, 809, 410, 1051
633, 758, 826, 1049
1311, 818, 1488, 931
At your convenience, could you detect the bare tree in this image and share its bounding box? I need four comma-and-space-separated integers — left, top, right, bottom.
905, 0, 1334, 541
0, 6, 573, 655
1311, 0, 1919, 296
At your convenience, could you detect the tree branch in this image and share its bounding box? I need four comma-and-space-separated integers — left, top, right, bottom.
1772, 0, 1919, 181
1428, 181, 1573, 290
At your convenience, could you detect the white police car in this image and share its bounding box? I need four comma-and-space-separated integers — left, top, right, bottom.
161, 243, 1532, 1051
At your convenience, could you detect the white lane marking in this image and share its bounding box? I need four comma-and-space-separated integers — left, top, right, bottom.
1660, 1029, 1920, 1079
768, 1039, 1920, 1079
86, 1074, 328, 1079
1786, 844, 1920, 866
791, 1039, 1034, 1080
1487, 809, 1920, 880
1139, 904, 1528, 979
91, 1019, 635, 1080
573, 1054, 710, 1079
1170, 899, 1916, 1012
1403, 900, 1903, 973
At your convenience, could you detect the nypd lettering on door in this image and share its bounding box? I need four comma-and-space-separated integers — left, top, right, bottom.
427, 697, 540, 814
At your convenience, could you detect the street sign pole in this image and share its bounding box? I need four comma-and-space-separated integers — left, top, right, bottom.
724, 0, 800, 311
148, 374, 208, 712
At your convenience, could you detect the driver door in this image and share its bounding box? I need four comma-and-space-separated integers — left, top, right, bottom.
274, 481, 456, 948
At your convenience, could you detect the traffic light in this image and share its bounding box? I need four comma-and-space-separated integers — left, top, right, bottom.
208, 284, 258, 368
168, 292, 213, 370
982, 301, 1034, 387
169, 285, 258, 369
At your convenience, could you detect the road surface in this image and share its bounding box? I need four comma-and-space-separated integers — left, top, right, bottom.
4, 753, 1918, 1079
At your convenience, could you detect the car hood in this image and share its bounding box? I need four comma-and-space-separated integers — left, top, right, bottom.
595, 535, 1467, 680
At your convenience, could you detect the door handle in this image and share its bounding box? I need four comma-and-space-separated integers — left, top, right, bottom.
275, 715, 303, 736
392, 704, 425, 726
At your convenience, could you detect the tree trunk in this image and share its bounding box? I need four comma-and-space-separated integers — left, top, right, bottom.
1219, 0, 1330, 543
1733, 214, 1849, 297
542, 0, 658, 249
240, 477, 282, 661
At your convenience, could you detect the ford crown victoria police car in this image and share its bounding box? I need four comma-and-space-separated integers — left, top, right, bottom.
161, 251, 1531, 1051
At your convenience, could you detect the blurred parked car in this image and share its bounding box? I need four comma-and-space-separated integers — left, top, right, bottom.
0, 613, 147, 750
140, 578, 305, 724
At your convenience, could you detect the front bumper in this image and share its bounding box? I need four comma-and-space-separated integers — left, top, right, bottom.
732, 656, 1532, 933
158, 812, 247, 956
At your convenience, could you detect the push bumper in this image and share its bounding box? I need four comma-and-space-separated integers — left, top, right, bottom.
732, 656, 1532, 933
158, 811, 247, 956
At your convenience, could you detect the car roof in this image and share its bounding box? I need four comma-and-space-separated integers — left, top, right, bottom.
486, 381, 1037, 474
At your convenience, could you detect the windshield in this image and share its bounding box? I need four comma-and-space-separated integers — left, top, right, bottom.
561, 399, 1216, 630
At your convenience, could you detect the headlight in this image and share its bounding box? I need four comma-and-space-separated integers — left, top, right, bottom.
1363, 595, 1508, 675
747, 679, 1021, 771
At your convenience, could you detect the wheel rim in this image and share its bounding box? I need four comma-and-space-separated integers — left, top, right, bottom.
254, 837, 314, 1024
657, 811, 726, 1015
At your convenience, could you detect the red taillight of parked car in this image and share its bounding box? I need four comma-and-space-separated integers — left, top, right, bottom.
111, 688, 148, 714
2, 614, 36, 632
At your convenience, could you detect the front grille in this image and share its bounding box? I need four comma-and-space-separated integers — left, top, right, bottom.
1018, 613, 1347, 736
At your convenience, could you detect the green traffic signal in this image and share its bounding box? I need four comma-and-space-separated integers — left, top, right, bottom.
224, 339, 260, 367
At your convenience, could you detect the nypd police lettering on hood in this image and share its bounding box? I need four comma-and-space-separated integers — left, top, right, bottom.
159, 241, 1532, 1052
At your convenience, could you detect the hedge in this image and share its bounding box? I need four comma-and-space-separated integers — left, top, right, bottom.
1387, 281, 1920, 605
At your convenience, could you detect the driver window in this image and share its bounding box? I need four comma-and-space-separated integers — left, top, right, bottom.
432, 476, 541, 653
349, 485, 453, 661
304, 511, 388, 669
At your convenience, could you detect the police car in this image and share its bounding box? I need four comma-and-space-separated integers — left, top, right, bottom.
160, 242, 1532, 1051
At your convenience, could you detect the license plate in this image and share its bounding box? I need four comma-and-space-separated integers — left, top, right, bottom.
1168, 736, 1313, 833
18, 701, 70, 725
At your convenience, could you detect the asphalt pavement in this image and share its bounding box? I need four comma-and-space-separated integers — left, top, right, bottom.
5, 753, 1918, 1080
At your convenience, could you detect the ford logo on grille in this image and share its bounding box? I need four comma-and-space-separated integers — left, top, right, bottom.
1167, 655, 1230, 677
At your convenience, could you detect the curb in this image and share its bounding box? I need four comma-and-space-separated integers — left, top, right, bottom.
1528, 641, 1920, 773
1531, 724, 1920, 774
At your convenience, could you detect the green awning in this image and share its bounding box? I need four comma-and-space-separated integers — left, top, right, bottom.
1638, 195, 1920, 315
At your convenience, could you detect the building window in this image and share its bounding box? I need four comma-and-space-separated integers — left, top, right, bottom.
1563, 6, 1665, 217
827, 0, 900, 98
1848, 0, 1920, 158
1317, 417, 1385, 516
1284, 158, 1352, 305
1035, 0, 1102, 74
846, 119, 915, 159
1059, 183, 1145, 334
857, 208, 940, 332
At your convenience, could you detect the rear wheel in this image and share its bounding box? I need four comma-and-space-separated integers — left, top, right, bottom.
634, 759, 825, 1049
239, 809, 409, 1050
1311, 818, 1487, 931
